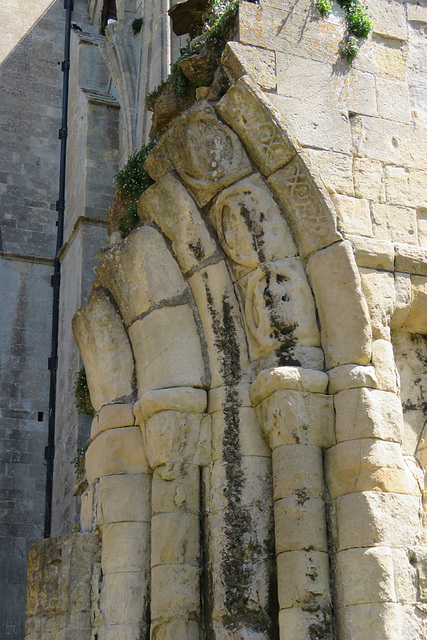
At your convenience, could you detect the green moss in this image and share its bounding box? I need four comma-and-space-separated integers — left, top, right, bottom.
73, 365, 94, 417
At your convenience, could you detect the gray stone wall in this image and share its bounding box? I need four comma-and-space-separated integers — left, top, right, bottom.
0, 1, 67, 637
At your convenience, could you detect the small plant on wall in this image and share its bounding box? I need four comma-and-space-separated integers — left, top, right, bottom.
316, 0, 372, 61
115, 140, 157, 238
73, 365, 94, 417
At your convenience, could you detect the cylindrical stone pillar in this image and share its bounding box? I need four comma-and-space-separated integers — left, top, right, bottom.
135, 387, 208, 640
326, 364, 423, 640
84, 403, 152, 640
251, 366, 334, 640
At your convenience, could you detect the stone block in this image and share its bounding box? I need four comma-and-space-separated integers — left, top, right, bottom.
326, 438, 420, 499
188, 262, 251, 389
308, 241, 372, 368
331, 194, 372, 237
80, 484, 95, 532
98, 624, 144, 640
394, 243, 427, 276
208, 456, 272, 519
134, 387, 207, 423
150, 564, 200, 620
272, 444, 324, 500
368, 0, 407, 41
276, 51, 377, 118
303, 149, 354, 197
98, 404, 135, 431
360, 268, 396, 340
100, 522, 150, 574
211, 406, 270, 461
353, 157, 384, 201
150, 618, 200, 640
268, 155, 342, 258
334, 387, 403, 444
277, 549, 330, 610
275, 495, 328, 553
401, 275, 427, 334
221, 42, 277, 92
145, 411, 206, 470
97, 474, 151, 525
208, 382, 252, 413
151, 512, 199, 567
139, 173, 217, 272
151, 466, 200, 516
377, 77, 412, 124
337, 602, 403, 640
239, 0, 345, 66
256, 389, 334, 449
349, 236, 394, 271
129, 305, 206, 395
371, 339, 399, 393
251, 366, 329, 406
144, 102, 252, 206
216, 75, 295, 176
72, 289, 134, 411
100, 572, 147, 625
351, 115, 427, 169
278, 603, 332, 639
372, 202, 418, 245
336, 546, 397, 607
336, 491, 422, 550
95, 226, 186, 326
86, 426, 148, 485
270, 93, 352, 155
391, 272, 412, 329
328, 364, 377, 394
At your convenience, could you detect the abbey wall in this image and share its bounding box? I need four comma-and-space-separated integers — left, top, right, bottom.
1, 0, 427, 639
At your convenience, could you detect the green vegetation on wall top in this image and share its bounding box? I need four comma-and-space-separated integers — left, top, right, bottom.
115, 141, 157, 238
316, 0, 372, 60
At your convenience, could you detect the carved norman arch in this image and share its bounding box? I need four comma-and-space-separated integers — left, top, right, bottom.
72, 75, 426, 640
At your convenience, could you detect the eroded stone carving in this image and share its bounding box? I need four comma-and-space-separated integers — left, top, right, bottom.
240, 259, 320, 361
216, 75, 295, 176
212, 174, 297, 276
144, 103, 252, 206
269, 155, 342, 258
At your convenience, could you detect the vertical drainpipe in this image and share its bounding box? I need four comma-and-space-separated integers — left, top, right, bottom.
44, 0, 73, 539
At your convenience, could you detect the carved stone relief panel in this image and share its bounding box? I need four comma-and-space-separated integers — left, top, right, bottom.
269, 156, 342, 258
216, 75, 295, 176
144, 103, 252, 205
211, 174, 297, 279
239, 258, 320, 361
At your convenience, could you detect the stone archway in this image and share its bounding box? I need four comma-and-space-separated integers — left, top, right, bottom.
71, 75, 426, 640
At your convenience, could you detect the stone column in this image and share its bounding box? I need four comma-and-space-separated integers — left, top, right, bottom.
135, 387, 208, 640
85, 403, 152, 640
326, 364, 422, 639
251, 366, 334, 639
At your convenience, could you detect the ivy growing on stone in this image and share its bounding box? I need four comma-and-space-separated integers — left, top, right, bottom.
115, 140, 157, 238
73, 365, 94, 417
